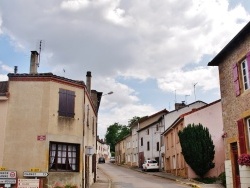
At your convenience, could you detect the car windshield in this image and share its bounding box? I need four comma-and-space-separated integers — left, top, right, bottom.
148, 160, 157, 163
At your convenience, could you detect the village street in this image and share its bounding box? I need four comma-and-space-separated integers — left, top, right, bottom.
91, 163, 191, 188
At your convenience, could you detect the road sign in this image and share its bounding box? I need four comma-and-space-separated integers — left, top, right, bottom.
17, 179, 39, 188
0, 171, 16, 179
23, 172, 49, 177
0, 179, 16, 184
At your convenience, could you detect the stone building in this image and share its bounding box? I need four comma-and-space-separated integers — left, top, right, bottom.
208, 22, 250, 188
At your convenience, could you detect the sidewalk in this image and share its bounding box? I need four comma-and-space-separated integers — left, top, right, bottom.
90, 165, 111, 188
121, 164, 224, 188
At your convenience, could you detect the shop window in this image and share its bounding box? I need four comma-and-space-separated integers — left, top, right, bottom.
58, 89, 75, 118
49, 142, 80, 172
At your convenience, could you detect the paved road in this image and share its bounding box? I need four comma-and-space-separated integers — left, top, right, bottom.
97, 163, 189, 188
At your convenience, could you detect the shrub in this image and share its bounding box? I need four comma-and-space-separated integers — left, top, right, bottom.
178, 123, 215, 178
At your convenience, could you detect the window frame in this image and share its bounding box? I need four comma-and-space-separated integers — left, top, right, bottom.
247, 117, 250, 149
49, 142, 80, 172
147, 141, 150, 151
240, 59, 250, 91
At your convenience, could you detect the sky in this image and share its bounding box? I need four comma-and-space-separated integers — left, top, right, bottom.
0, 0, 250, 139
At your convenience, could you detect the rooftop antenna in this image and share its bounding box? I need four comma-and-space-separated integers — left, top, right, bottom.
193, 83, 198, 101
37, 40, 45, 67
174, 90, 177, 103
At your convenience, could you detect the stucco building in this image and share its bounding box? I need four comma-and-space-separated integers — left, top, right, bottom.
208, 22, 250, 188
162, 100, 224, 178
0, 51, 101, 188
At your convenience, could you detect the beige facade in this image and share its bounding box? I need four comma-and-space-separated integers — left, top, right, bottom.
0, 53, 100, 188
115, 138, 126, 165
208, 22, 250, 188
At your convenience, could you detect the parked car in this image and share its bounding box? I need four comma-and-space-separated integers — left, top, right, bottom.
98, 157, 105, 163
142, 160, 159, 172
110, 157, 115, 163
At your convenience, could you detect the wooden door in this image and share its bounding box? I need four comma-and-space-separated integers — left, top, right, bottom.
231, 142, 241, 188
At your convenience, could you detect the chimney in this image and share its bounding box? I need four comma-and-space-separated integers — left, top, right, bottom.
30, 51, 39, 74
14, 66, 18, 74
86, 71, 92, 94
175, 101, 186, 110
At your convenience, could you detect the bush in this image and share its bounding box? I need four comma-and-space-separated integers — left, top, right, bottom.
218, 172, 226, 187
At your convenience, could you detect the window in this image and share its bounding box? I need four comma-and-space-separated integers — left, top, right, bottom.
156, 124, 159, 131
58, 89, 75, 118
241, 60, 250, 91
141, 137, 143, 146
147, 129, 149, 135
247, 118, 250, 148
147, 141, 150, 151
92, 117, 95, 135
233, 53, 250, 96
156, 142, 159, 151
49, 142, 80, 172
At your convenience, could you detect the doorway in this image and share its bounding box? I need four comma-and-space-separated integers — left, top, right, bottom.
230, 142, 241, 188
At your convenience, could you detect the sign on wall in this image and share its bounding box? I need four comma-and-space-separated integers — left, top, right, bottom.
0, 171, 16, 179
17, 179, 39, 188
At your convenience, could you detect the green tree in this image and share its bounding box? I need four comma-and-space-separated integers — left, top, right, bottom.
128, 116, 141, 126
178, 123, 215, 178
105, 123, 130, 152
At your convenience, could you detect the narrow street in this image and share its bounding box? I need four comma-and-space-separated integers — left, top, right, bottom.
96, 163, 189, 188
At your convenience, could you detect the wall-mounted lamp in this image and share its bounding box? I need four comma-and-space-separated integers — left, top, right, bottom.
102, 91, 114, 96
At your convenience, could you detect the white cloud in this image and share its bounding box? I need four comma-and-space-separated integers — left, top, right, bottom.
0, 0, 249, 137
157, 66, 219, 95
1, 64, 13, 73
0, 74, 8, 81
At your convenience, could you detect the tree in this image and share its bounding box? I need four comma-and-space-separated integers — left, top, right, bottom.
105, 123, 130, 152
128, 116, 141, 126
178, 123, 215, 178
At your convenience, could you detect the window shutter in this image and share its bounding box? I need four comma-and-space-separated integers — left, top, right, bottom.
237, 119, 247, 154
233, 63, 240, 96
67, 90, 75, 118
59, 89, 67, 116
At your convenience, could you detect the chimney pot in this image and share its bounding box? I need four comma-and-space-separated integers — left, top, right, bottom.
86, 71, 92, 94
14, 66, 18, 74
30, 51, 39, 74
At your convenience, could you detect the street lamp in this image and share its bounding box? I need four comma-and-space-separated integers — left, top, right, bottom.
102, 91, 114, 96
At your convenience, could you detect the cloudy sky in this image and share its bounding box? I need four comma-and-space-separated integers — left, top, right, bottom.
0, 0, 250, 138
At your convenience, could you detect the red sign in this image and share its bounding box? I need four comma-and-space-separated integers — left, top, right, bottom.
37, 135, 46, 141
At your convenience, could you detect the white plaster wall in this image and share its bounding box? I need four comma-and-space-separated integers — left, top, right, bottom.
185, 101, 224, 178
239, 165, 250, 188
225, 160, 233, 188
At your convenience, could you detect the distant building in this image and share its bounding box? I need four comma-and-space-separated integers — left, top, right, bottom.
162, 100, 224, 178
97, 136, 111, 161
